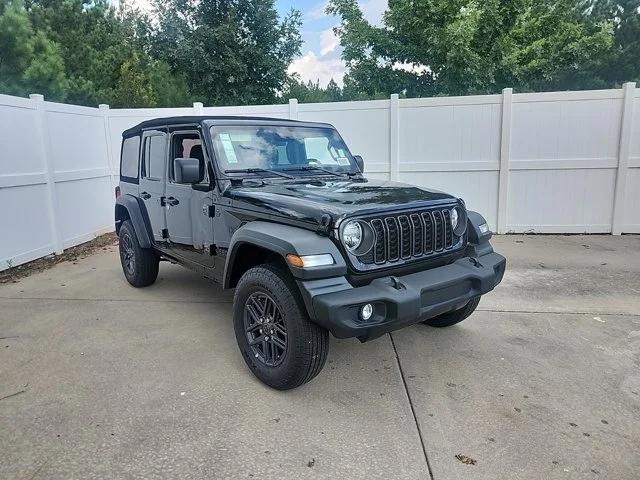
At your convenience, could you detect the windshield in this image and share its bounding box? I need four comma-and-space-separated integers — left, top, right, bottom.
209, 125, 358, 175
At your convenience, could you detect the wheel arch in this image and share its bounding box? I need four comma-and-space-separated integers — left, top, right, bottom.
223, 221, 347, 289
115, 194, 153, 248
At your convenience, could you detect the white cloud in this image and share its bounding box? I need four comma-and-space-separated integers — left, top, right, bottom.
320, 29, 340, 56
288, 51, 346, 87
306, 1, 329, 21
393, 62, 430, 75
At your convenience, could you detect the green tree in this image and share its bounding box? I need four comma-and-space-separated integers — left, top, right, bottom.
0, 0, 193, 106
22, 31, 68, 100
0, 0, 35, 96
150, 0, 302, 105
588, 0, 640, 86
0, 0, 68, 98
328, 0, 628, 96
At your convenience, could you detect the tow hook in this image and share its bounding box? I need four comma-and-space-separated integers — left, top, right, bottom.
469, 257, 483, 268
389, 276, 406, 290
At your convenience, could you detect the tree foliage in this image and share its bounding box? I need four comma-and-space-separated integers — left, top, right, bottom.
149, 0, 302, 105
0, 0, 301, 107
1, 0, 638, 106
327, 0, 639, 97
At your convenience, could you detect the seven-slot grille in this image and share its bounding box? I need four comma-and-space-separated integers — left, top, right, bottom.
358, 207, 461, 265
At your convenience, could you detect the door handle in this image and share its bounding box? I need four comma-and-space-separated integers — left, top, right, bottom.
166, 196, 179, 206
140, 191, 151, 200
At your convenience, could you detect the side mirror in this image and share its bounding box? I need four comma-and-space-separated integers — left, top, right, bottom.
354, 155, 364, 173
174, 158, 203, 184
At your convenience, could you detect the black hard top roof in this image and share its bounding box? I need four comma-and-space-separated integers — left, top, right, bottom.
122, 115, 333, 137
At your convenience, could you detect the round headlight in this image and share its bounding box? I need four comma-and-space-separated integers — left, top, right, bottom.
450, 208, 459, 230
451, 206, 467, 236
342, 221, 363, 252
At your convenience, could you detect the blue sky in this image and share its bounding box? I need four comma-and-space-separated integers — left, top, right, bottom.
276, 0, 387, 86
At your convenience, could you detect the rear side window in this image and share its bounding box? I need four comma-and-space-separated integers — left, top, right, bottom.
142, 134, 167, 181
120, 136, 140, 182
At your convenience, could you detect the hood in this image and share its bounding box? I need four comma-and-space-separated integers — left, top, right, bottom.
225, 177, 458, 226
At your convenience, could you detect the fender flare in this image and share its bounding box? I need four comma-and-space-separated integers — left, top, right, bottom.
223, 221, 347, 288
466, 210, 494, 256
115, 194, 153, 248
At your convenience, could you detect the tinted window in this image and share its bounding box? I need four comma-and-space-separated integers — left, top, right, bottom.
143, 135, 166, 180
121, 136, 140, 179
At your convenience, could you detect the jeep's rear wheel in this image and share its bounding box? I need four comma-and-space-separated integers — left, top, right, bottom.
421, 296, 481, 328
118, 220, 159, 287
233, 264, 329, 390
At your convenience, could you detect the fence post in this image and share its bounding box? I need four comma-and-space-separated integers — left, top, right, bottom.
193, 102, 204, 115
288, 98, 298, 120
390, 93, 400, 181
497, 88, 513, 234
30, 94, 63, 254
611, 82, 636, 235
99, 104, 117, 189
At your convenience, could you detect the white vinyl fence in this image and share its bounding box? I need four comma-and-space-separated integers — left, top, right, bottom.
1, 84, 638, 270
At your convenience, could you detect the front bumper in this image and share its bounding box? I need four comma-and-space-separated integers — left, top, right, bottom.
299, 252, 506, 341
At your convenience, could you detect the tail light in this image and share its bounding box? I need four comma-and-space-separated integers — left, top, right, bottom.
115, 186, 121, 199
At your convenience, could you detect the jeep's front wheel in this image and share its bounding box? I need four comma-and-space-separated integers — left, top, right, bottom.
233, 264, 329, 390
118, 220, 159, 287
421, 296, 481, 328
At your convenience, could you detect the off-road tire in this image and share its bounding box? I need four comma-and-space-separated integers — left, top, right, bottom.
421, 296, 481, 328
118, 220, 159, 287
233, 264, 329, 390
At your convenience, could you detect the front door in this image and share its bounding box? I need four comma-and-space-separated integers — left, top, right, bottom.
165, 130, 216, 268
138, 130, 168, 242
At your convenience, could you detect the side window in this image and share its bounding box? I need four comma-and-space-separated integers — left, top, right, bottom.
142, 134, 167, 181
120, 136, 140, 181
169, 132, 207, 184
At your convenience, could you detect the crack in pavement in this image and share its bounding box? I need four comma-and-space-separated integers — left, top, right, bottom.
389, 332, 435, 480
477, 308, 640, 317
0, 389, 27, 402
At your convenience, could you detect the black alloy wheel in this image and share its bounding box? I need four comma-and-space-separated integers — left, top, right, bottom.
243, 292, 288, 367
119, 231, 136, 276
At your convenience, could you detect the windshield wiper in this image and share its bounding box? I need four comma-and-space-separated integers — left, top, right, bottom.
224, 168, 294, 179
283, 165, 357, 178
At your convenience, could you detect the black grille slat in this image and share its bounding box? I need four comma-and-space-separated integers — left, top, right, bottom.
422, 212, 434, 253
398, 215, 412, 259
371, 219, 386, 264
385, 217, 400, 261
433, 211, 444, 251
442, 210, 453, 248
354, 207, 463, 267
410, 214, 423, 256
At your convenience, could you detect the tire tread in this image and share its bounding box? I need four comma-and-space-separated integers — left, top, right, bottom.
119, 220, 159, 288
422, 296, 481, 328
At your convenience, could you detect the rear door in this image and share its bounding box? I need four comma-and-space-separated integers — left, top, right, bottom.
139, 130, 168, 242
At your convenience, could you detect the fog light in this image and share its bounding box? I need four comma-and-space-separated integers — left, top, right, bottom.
360, 303, 374, 321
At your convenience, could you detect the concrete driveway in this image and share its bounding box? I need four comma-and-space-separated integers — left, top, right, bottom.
1, 235, 639, 479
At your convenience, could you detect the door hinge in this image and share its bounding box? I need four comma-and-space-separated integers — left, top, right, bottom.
208, 205, 215, 217
162, 228, 169, 239
160, 196, 166, 207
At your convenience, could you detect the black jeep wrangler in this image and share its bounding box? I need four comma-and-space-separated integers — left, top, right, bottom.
115, 116, 505, 389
